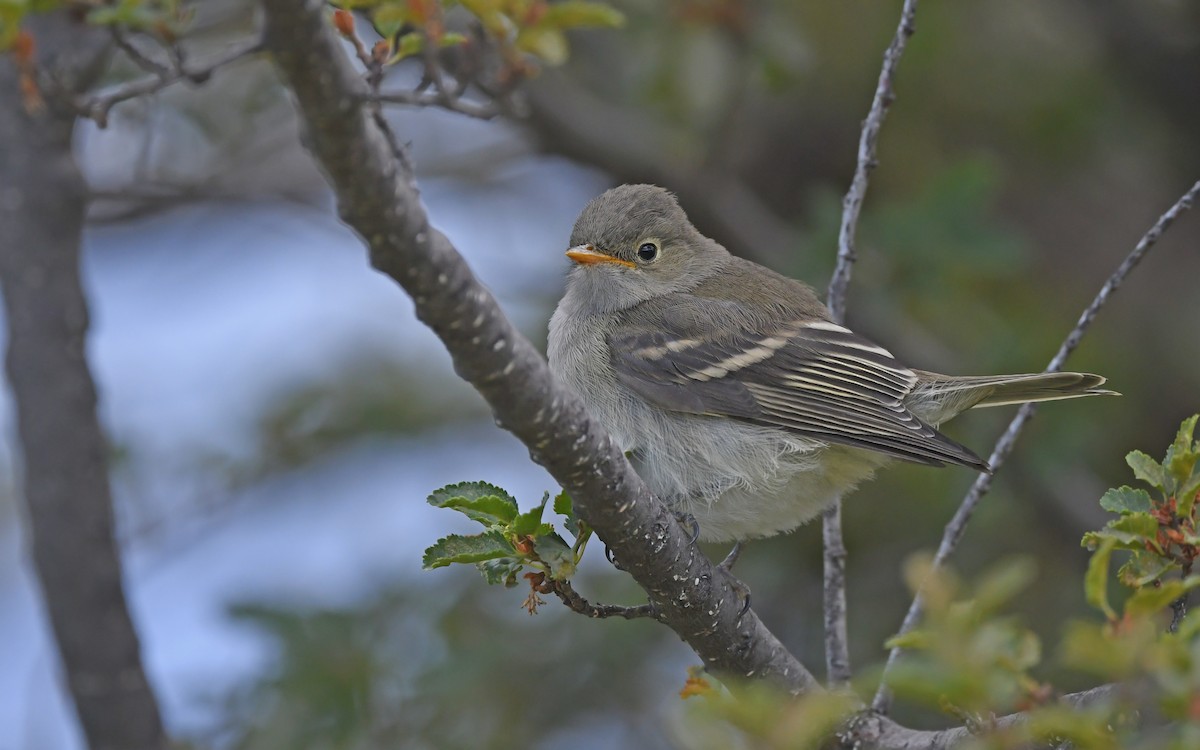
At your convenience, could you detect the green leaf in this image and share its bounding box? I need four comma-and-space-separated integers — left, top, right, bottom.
1125, 451, 1165, 492
516, 26, 568, 65
1118, 551, 1175, 587
1099, 485, 1153, 514
511, 493, 552, 538
476, 557, 524, 587
973, 557, 1036, 614
1124, 576, 1200, 618
422, 530, 512, 569
553, 490, 586, 537
427, 481, 518, 525
884, 629, 932, 651
1084, 538, 1116, 619
540, 1, 625, 30
1110, 511, 1161, 541
1164, 414, 1199, 494
1178, 467, 1200, 519
534, 533, 577, 580
1082, 510, 1161, 552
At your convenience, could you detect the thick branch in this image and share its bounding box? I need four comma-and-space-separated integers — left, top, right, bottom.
874, 180, 1200, 713
259, 0, 819, 695
821, 0, 920, 692
0, 14, 168, 750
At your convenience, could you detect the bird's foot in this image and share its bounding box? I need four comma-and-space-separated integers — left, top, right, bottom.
717, 541, 743, 573
672, 511, 701, 544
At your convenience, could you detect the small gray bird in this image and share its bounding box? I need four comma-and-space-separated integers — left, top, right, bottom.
548, 184, 1113, 542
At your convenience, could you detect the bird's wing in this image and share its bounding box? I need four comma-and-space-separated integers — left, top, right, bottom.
609, 318, 989, 470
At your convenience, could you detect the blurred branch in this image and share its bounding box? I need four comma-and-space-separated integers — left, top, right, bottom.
821, 0, 920, 692
873, 179, 1200, 714
364, 88, 500, 120
520, 71, 800, 267
259, 0, 820, 696
64, 34, 263, 127
0, 13, 168, 750
826, 0, 917, 322
860, 682, 1125, 749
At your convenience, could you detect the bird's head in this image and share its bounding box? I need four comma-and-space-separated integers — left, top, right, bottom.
563, 184, 729, 313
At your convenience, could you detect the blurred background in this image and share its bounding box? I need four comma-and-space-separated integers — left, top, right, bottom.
2, 0, 1199, 747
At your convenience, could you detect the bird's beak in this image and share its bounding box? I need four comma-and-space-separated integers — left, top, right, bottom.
566, 244, 636, 268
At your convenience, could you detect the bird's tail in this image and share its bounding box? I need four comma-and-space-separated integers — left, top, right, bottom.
909, 371, 1117, 425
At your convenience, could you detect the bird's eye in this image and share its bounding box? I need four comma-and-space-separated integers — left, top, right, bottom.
637, 242, 659, 262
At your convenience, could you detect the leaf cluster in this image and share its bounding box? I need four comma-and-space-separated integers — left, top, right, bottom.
1, 0, 190, 48
331, 0, 624, 68
422, 481, 589, 588
1084, 415, 1200, 611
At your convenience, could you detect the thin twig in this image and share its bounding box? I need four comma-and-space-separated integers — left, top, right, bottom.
361, 88, 501, 120
548, 579, 663, 621
826, 0, 918, 323
873, 180, 1200, 713
821, 504, 851, 688
821, 0, 920, 692
69, 37, 263, 127
109, 27, 172, 78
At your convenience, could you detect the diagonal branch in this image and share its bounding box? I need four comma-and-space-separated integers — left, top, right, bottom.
258, 0, 820, 696
822, 0, 920, 691
873, 179, 1200, 713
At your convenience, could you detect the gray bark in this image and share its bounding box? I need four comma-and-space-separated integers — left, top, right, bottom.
0, 15, 167, 750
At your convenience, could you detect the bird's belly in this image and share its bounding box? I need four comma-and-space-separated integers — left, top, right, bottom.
625, 409, 892, 542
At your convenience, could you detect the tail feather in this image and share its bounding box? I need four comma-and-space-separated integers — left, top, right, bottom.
909, 371, 1117, 425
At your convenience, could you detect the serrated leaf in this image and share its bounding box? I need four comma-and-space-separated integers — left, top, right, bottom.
534, 533, 577, 580
1110, 511, 1160, 541
1125, 451, 1165, 492
422, 530, 512, 569
1085, 538, 1116, 619
1099, 486, 1153, 515
1124, 576, 1200, 618
427, 481, 518, 525
540, 1, 625, 29
477, 557, 524, 587
1081, 511, 1162, 552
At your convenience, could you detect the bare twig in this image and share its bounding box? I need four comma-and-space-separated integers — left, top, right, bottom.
361, 88, 501, 120
821, 504, 851, 688
548, 579, 663, 621
109, 27, 173, 78
826, 0, 919, 323
69, 36, 262, 127
821, 0, 920, 692
873, 180, 1200, 713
